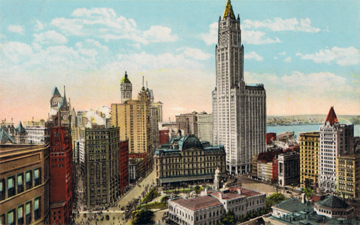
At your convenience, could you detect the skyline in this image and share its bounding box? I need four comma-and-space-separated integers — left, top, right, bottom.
1, 0, 359, 124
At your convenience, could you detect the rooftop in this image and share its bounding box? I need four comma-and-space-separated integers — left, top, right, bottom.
315, 195, 351, 210
324, 107, 338, 126
273, 198, 313, 213
208, 187, 262, 200
173, 195, 222, 210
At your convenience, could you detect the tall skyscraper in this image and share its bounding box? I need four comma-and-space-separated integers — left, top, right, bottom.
319, 107, 354, 192
299, 132, 320, 188
49, 126, 73, 225
212, 0, 266, 174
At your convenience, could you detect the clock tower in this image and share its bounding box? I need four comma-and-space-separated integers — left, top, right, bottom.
120, 71, 132, 103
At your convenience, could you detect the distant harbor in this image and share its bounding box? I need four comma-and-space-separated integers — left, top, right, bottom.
267, 124, 360, 137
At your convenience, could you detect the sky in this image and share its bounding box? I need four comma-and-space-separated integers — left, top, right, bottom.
1, 0, 359, 124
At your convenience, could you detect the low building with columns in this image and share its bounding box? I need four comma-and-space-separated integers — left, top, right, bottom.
154, 135, 226, 186
168, 186, 266, 225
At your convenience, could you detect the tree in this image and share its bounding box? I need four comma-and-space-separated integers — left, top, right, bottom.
303, 187, 313, 201
220, 211, 237, 225
194, 185, 201, 194
131, 209, 155, 225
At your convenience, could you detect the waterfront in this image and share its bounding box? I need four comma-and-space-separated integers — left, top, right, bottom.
267, 124, 360, 137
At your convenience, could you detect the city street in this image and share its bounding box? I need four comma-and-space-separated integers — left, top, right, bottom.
73, 170, 156, 225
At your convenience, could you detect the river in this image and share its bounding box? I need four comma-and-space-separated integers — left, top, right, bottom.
266, 124, 360, 138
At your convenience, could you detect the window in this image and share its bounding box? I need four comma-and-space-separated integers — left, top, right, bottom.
25, 171, 32, 190
34, 198, 40, 220
17, 206, 24, 224
25, 202, 31, 224
7, 177, 15, 198
7, 210, 15, 225
17, 174, 24, 194
0, 179, 4, 200
34, 169, 41, 186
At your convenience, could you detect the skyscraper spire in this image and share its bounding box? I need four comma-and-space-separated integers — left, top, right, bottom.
223, 0, 235, 19
324, 106, 338, 125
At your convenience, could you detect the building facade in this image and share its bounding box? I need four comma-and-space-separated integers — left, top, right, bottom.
0, 145, 50, 224
278, 151, 300, 187
128, 158, 145, 182
212, 0, 266, 175
299, 132, 319, 188
319, 107, 354, 192
84, 127, 121, 207
119, 140, 129, 195
175, 111, 198, 136
196, 112, 213, 144
168, 186, 266, 225
336, 154, 360, 198
111, 73, 151, 156
154, 135, 226, 186
49, 127, 73, 225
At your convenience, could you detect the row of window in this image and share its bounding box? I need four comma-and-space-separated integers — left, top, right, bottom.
0, 197, 41, 225
0, 169, 41, 200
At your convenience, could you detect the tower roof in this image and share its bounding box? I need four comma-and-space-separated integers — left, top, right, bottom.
15, 121, 27, 134
324, 107, 338, 125
223, 0, 235, 19
316, 195, 351, 209
121, 71, 131, 83
52, 86, 61, 97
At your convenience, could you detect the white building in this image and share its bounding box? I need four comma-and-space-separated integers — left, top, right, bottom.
212, 0, 266, 174
168, 186, 266, 225
197, 112, 213, 144
318, 107, 354, 192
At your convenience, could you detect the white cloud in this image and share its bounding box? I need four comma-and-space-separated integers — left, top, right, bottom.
296, 46, 360, 66
33, 30, 68, 44
244, 51, 263, 61
244, 71, 358, 114
201, 22, 281, 45
279, 51, 286, 55
8, 25, 24, 34
51, 8, 177, 44
0, 42, 33, 63
143, 26, 177, 43
284, 57, 291, 62
242, 30, 281, 45
177, 47, 212, 60
242, 17, 321, 33
103, 52, 203, 72
201, 22, 218, 45
34, 20, 44, 31
274, 56, 278, 60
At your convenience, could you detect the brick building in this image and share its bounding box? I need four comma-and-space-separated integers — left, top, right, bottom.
49, 127, 73, 225
0, 145, 50, 224
119, 140, 129, 195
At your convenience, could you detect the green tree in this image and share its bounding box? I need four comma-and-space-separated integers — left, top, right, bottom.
303, 187, 313, 201
131, 209, 155, 225
220, 211, 237, 225
194, 185, 201, 194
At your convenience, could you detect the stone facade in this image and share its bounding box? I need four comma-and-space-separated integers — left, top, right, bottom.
278, 151, 300, 187
0, 145, 50, 224
299, 132, 319, 188
154, 135, 226, 186
84, 127, 120, 207
212, 0, 266, 175
318, 107, 354, 192
196, 112, 213, 144
336, 154, 360, 198
168, 186, 266, 225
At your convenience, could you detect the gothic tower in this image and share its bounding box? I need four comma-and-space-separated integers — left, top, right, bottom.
212, 0, 266, 174
120, 71, 132, 103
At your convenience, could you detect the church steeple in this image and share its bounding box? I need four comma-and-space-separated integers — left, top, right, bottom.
223, 0, 235, 20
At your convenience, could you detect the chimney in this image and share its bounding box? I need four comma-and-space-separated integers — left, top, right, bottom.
205, 188, 208, 195
238, 189, 241, 195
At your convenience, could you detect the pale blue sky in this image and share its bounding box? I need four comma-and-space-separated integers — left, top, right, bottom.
1, 0, 359, 122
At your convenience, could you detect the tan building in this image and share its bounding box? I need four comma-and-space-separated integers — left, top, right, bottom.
336, 154, 360, 198
0, 145, 50, 224
175, 111, 198, 136
111, 73, 151, 155
154, 135, 226, 186
299, 132, 320, 188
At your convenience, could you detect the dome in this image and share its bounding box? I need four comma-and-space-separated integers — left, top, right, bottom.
121, 71, 131, 83
181, 135, 203, 150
